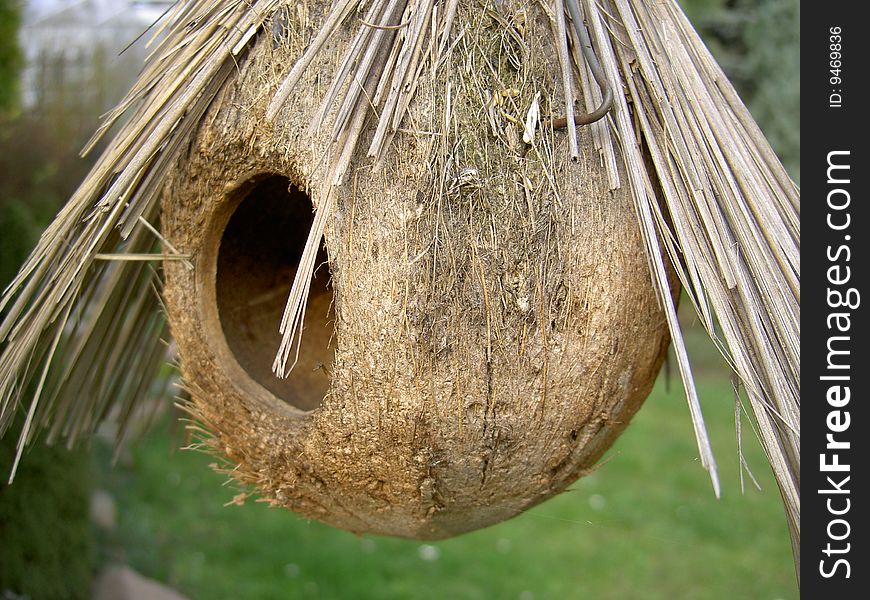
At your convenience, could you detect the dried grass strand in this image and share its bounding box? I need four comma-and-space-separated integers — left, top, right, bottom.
0, 0, 281, 477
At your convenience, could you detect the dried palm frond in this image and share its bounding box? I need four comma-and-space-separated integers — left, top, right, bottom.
0, 0, 797, 569
0, 0, 282, 479
585, 0, 800, 564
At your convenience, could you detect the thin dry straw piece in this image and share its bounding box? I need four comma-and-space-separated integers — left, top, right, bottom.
589, 0, 799, 565
309, 0, 392, 132
270, 0, 440, 374
0, 0, 281, 480
369, 0, 437, 160
573, 0, 720, 497
552, 0, 579, 159
568, 11, 618, 189
266, 0, 360, 121
331, 0, 406, 143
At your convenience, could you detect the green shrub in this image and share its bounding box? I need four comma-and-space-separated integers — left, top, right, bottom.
0, 424, 95, 600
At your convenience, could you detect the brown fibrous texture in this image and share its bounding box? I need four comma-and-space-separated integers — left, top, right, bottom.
161, 1, 672, 539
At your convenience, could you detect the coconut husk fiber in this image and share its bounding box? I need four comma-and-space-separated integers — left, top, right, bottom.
0, 0, 799, 560
161, 2, 671, 538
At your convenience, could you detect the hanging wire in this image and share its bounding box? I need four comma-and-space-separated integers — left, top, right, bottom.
547, 0, 613, 129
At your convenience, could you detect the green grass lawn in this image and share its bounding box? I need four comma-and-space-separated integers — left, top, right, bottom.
93, 366, 797, 600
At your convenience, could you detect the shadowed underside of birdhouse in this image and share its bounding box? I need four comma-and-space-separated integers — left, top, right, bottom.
0, 0, 799, 556
159, 5, 672, 537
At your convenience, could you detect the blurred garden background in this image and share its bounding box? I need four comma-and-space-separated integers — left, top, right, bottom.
1, 1, 799, 598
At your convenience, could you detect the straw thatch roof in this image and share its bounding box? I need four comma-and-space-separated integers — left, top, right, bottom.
0, 0, 798, 566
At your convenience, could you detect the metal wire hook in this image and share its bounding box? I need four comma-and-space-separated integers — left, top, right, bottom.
561, 0, 614, 126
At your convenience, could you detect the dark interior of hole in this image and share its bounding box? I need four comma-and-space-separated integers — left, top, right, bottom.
216, 176, 333, 411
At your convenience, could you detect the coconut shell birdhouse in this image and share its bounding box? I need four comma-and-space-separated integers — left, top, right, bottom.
0, 0, 799, 547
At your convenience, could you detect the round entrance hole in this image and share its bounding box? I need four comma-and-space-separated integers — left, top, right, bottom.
215, 175, 333, 412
